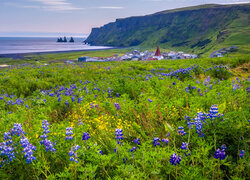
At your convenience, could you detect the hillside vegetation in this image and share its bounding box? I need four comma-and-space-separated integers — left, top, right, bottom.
0, 55, 249, 179
85, 4, 250, 56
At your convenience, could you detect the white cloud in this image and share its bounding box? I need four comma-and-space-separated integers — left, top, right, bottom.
28, 0, 84, 11
97, 6, 124, 9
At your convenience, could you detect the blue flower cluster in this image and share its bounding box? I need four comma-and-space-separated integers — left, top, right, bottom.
20, 136, 36, 164
153, 137, 160, 146
162, 138, 169, 145
170, 153, 181, 166
115, 129, 123, 144
82, 132, 90, 141
69, 145, 80, 163
184, 105, 224, 137
133, 138, 140, 145
114, 103, 121, 110
178, 127, 187, 136
214, 145, 227, 160
131, 147, 137, 152
0, 123, 36, 166
240, 150, 245, 158
40, 120, 56, 152
181, 142, 188, 150
65, 127, 73, 140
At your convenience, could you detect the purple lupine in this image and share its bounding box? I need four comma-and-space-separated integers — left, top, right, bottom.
240, 150, 245, 158
65, 100, 69, 107
10, 123, 24, 136
20, 136, 36, 164
114, 103, 121, 110
162, 138, 169, 145
153, 137, 160, 146
40, 120, 56, 152
170, 153, 181, 165
71, 96, 75, 102
214, 145, 226, 160
181, 142, 188, 150
133, 138, 140, 145
178, 127, 187, 136
77, 97, 83, 104
65, 127, 73, 140
148, 99, 153, 102
98, 149, 103, 155
82, 132, 90, 141
115, 129, 123, 144
131, 147, 137, 152
69, 145, 80, 163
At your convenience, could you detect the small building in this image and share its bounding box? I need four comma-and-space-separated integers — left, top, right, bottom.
215, 53, 223, 57
220, 51, 227, 54
78, 56, 88, 62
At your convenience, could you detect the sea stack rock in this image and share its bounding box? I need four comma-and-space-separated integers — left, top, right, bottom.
63, 36, 67, 42
69, 37, 74, 43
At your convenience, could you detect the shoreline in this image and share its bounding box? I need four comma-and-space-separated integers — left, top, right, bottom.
0, 47, 121, 59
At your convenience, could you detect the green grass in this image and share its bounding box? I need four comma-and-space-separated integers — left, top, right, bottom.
0, 55, 249, 179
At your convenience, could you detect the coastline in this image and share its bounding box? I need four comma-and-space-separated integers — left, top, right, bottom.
0, 47, 120, 60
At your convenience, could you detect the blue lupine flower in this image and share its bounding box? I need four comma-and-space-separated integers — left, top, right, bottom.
240, 150, 245, 158
181, 142, 188, 150
214, 148, 226, 160
221, 144, 227, 150
173, 82, 176, 85
131, 147, 137, 152
65, 127, 73, 140
10, 123, 24, 136
98, 149, 103, 155
71, 96, 75, 102
115, 129, 123, 144
77, 97, 83, 104
114, 103, 121, 110
133, 138, 140, 145
162, 138, 169, 145
82, 132, 90, 141
178, 127, 186, 136
170, 153, 181, 165
20, 136, 36, 164
58, 96, 61, 102
209, 105, 219, 119
148, 99, 153, 102
40, 120, 56, 152
69, 145, 80, 163
116, 93, 119, 97
153, 137, 160, 146
65, 100, 69, 107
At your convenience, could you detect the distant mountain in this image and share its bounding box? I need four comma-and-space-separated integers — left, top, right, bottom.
85, 4, 250, 55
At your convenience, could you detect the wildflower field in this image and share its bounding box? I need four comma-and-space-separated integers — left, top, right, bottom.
0, 55, 249, 179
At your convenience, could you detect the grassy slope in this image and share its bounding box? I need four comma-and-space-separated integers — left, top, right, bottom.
85, 4, 250, 57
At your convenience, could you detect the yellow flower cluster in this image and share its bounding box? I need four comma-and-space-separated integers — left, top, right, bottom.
67, 101, 132, 140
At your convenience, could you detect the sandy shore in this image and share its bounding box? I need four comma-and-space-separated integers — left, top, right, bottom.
0, 47, 120, 60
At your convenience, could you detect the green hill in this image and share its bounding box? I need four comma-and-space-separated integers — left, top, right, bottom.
85, 4, 250, 56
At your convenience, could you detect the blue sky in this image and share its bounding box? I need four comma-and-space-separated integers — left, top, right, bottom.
0, 0, 249, 37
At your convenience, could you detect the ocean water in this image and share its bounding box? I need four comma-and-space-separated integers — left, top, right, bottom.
0, 37, 110, 54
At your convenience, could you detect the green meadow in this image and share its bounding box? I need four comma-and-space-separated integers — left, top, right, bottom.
0, 52, 249, 179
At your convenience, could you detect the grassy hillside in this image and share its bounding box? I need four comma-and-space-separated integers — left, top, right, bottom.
85, 3, 250, 56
